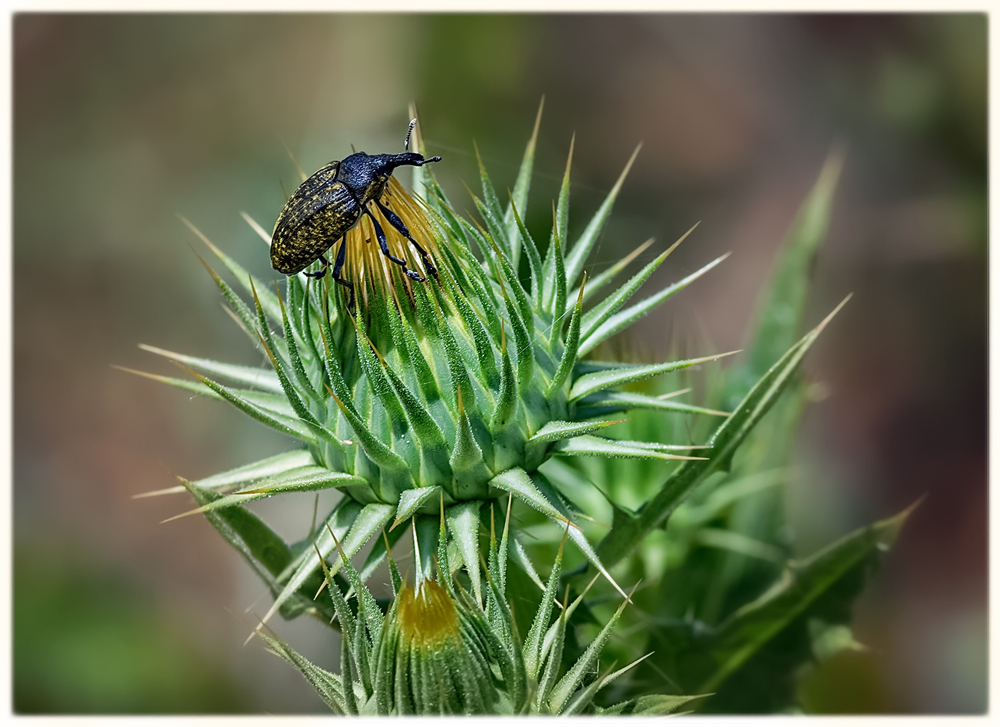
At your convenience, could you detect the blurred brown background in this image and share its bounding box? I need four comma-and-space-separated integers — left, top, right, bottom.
13, 14, 986, 713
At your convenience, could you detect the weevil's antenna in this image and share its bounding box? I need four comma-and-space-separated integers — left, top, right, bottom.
404, 118, 417, 152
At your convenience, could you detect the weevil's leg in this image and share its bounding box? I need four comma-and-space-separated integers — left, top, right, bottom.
363, 206, 426, 283
330, 236, 355, 311
374, 198, 438, 280
303, 253, 330, 279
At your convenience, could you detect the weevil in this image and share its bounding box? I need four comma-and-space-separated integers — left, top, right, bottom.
269, 119, 441, 307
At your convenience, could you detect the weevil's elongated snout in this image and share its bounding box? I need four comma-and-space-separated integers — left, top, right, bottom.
383, 152, 442, 171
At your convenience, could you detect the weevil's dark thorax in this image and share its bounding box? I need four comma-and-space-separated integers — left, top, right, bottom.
338, 152, 395, 205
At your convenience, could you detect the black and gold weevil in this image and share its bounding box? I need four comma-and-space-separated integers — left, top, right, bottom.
269, 119, 442, 306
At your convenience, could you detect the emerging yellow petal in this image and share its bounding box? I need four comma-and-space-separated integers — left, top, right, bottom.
397, 580, 460, 650
343, 177, 442, 309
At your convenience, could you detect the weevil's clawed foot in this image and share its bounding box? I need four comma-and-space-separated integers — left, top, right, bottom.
341, 289, 357, 315
332, 277, 355, 312
304, 253, 331, 279
405, 270, 427, 283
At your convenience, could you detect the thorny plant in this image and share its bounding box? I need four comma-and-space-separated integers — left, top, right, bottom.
128, 103, 912, 714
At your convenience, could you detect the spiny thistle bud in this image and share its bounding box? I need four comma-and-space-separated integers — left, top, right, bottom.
251, 500, 697, 715
129, 108, 735, 630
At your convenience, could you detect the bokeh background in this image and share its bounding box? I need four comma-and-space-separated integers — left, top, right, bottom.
13, 13, 986, 714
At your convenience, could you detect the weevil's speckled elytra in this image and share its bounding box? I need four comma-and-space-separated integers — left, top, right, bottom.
270, 120, 441, 307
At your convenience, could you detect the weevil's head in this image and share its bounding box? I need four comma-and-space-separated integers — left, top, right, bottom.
340, 151, 442, 206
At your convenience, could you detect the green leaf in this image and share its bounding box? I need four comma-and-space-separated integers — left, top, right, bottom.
534, 594, 566, 712
450, 388, 491, 499
178, 477, 292, 585
547, 594, 629, 713
328, 522, 385, 657
484, 568, 529, 710
490, 327, 517, 430
523, 529, 566, 682
192, 450, 317, 491
447, 502, 482, 606
199, 254, 263, 345
642, 503, 913, 713
504, 296, 534, 396
578, 251, 728, 357
630, 694, 707, 715
412, 514, 439, 586
490, 467, 572, 527
487, 230, 534, 344
165, 467, 367, 519
509, 194, 543, 305
569, 351, 738, 402
527, 419, 623, 445
328, 385, 411, 483
254, 327, 340, 449
596, 652, 654, 693
573, 390, 729, 419
442, 271, 499, 388
393, 487, 442, 528
561, 663, 615, 715
563, 144, 641, 287
113, 366, 222, 403
496, 496, 512, 597
310, 539, 363, 694
694, 528, 785, 563
338, 623, 359, 715
275, 284, 322, 404
703, 503, 913, 694
596, 297, 850, 569
546, 278, 583, 396
553, 435, 707, 462
534, 470, 627, 601
118, 367, 296, 427
539, 573, 598, 666
510, 535, 545, 591
743, 146, 845, 390
254, 628, 348, 714
694, 153, 847, 628
674, 468, 788, 528
178, 365, 318, 444
549, 212, 568, 327
138, 344, 282, 393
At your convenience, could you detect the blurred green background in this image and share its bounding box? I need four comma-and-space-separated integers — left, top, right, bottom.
14, 14, 985, 714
